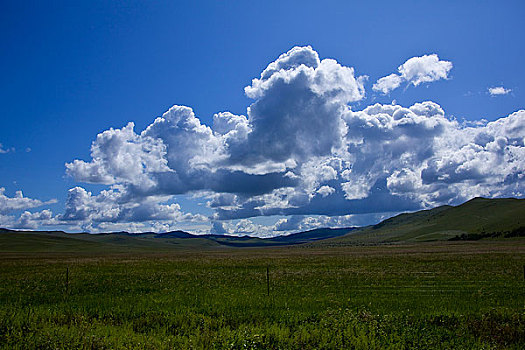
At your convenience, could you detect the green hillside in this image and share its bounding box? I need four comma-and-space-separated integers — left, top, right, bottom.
325, 197, 525, 245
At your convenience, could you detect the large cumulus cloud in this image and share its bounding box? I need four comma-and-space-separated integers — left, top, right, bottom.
63, 46, 524, 233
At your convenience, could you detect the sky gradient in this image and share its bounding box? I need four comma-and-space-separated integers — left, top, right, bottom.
1, 1, 524, 235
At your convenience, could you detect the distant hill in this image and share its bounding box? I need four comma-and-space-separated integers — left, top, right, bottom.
205, 228, 354, 247
0, 226, 355, 252
267, 228, 353, 244
323, 197, 525, 245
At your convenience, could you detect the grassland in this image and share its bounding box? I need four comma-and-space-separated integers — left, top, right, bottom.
1, 240, 524, 349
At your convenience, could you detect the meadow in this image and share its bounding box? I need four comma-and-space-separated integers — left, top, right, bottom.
0, 240, 524, 349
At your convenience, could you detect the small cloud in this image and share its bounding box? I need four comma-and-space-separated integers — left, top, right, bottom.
488, 86, 511, 96
25, 147, 31, 153
373, 54, 452, 94
373, 74, 402, 95
316, 185, 335, 197
0, 143, 14, 154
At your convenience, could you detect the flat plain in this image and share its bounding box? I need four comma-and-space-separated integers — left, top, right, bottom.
1, 239, 524, 349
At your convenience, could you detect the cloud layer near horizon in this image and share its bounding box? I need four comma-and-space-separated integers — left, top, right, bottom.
1, 46, 523, 233
0, 188, 57, 229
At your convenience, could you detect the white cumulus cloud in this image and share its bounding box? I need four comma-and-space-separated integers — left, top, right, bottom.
372, 74, 403, 95
14, 210, 58, 229
57, 186, 207, 232
488, 86, 511, 96
0, 188, 58, 230
373, 54, 452, 94
58, 46, 524, 234
0, 188, 56, 214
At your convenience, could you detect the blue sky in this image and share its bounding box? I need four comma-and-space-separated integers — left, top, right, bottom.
1, 0, 524, 235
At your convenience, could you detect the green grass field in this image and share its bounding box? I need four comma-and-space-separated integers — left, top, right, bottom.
1, 240, 524, 349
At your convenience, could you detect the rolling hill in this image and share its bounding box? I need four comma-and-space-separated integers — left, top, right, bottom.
324, 197, 525, 245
